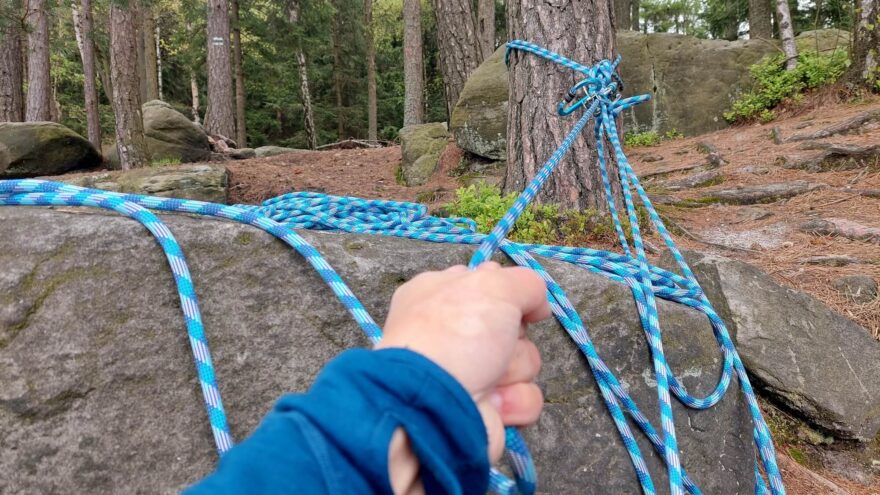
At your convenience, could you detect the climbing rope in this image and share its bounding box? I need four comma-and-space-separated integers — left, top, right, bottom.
0, 41, 785, 495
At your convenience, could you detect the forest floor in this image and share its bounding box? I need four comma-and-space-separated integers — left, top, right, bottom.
224, 96, 880, 494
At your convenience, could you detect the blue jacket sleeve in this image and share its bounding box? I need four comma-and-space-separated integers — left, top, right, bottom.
184, 348, 490, 494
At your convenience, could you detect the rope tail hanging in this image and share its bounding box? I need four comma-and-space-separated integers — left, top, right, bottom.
0, 41, 785, 495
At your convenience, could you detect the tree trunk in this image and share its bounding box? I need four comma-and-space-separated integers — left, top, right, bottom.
613, 0, 631, 30
477, 0, 495, 59
135, 2, 147, 103
190, 70, 200, 124
205, 0, 235, 138
0, 0, 24, 121
72, 0, 102, 148
24, 0, 51, 121
846, 0, 879, 90
96, 42, 114, 105
364, 0, 377, 141
749, 0, 773, 39
332, 11, 344, 138
631, 0, 640, 31
230, 0, 246, 146
286, 0, 316, 149
156, 23, 162, 99
431, 0, 482, 119
142, 3, 160, 101
402, 0, 424, 127
110, 0, 148, 169
775, 0, 797, 69
506, 0, 619, 211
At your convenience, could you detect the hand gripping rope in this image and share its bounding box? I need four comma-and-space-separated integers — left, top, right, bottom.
0, 41, 785, 495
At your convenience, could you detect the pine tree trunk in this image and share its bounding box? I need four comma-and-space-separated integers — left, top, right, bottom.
110, 0, 148, 169
0, 0, 24, 122
230, 0, 246, 146
613, 0, 631, 30
402, 0, 424, 127
476, 0, 495, 59
431, 0, 482, 119
142, 3, 160, 101
72, 0, 102, 148
96, 43, 114, 105
332, 12, 344, 138
135, 2, 147, 104
205, 0, 234, 138
749, 0, 773, 39
156, 24, 162, 99
846, 0, 879, 89
775, 0, 797, 69
364, 0, 377, 141
286, 0, 316, 149
506, 0, 619, 210
631, 0, 640, 31
25, 0, 51, 121
190, 70, 200, 124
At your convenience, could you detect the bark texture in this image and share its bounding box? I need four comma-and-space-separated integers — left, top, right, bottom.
775, 0, 797, 69
631, 0, 639, 31
0, 0, 24, 121
25, 0, 51, 121
614, 0, 631, 30
110, 0, 149, 169
205, 0, 235, 138
749, 0, 772, 39
847, 0, 880, 89
142, 3, 160, 101
506, 0, 619, 210
190, 70, 200, 124
402, 0, 424, 126
431, 0, 482, 118
477, 0, 495, 59
230, 0, 246, 146
72, 0, 101, 148
287, 0, 316, 149
364, 0, 377, 141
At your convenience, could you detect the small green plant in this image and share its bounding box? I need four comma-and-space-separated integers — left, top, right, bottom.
663, 128, 684, 140
150, 157, 182, 167
724, 50, 849, 123
624, 128, 684, 147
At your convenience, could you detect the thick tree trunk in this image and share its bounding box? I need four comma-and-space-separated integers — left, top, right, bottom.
364, 0, 377, 141
0, 0, 24, 121
190, 70, 200, 124
477, 0, 495, 59
402, 0, 424, 127
631, 0, 640, 31
613, 0, 631, 31
205, 0, 235, 138
24, 0, 51, 121
135, 2, 147, 103
506, 0, 619, 211
110, 0, 148, 169
332, 11, 344, 138
775, 0, 797, 69
749, 0, 773, 39
230, 0, 246, 146
96, 42, 114, 105
846, 0, 879, 90
431, 0, 482, 119
286, 0, 316, 149
142, 3, 160, 101
156, 24, 162, 99
72, 0, 102, 148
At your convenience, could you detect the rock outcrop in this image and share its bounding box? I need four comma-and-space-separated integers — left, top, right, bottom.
254, 145, 301, 158
0, 207, 756, 494
106, 100, 212, 166
0, 122, 102, 178
398, 122, 448, 186
54, 164, 228, 203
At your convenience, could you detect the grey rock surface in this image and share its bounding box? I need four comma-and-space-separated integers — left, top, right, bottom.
450, 46, 508, 160
0, 122, 102, 178
664, 169, 723, 190
661, 251, 880, 441
831, 275, 878, 304
254, 145, 303, 158
54, 164, 229, 203
800, 217, 880, 243
702, 180, 824, 204
779, 144, 880, 172
0, 207, 755, 494
398, 122, 448, 186
798, 255, 862, 267
228, 147, 256, 160
143, 100, 212, 164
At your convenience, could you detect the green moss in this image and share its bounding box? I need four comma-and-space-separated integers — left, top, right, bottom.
394, 165, 406, 185
235, 232, 254, 246
343, 239, 366, 252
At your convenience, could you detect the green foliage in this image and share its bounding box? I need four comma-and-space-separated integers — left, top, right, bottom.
623, 128, 683, 147
151, 157, 182, 167
724, 50, 850, 123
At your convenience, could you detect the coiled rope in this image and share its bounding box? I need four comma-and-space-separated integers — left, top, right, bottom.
0, 41, 785, 495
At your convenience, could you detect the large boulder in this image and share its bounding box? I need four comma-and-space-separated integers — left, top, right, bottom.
452, 29, 850, 159
54, 164, 229, 203
661, 251, 880, 442
398, 122, 448, 186
254, 145, 302, 158
0, 207, 755, 494
0, 122, 102, 178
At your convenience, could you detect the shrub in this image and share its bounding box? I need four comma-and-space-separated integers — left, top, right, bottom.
623, 128, 684, 147
724, 50, 849, 123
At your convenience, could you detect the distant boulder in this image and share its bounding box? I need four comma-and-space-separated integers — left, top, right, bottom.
143, 100, 211, 163
0, 122, 102, 178
398, 122, 448, 186
254, 146, 303, 158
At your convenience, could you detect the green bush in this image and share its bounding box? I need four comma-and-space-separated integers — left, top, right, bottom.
623, 128, 684, 147
724, 50, 849, 123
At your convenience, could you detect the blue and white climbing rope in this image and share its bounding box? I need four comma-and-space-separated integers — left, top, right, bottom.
0, 40, 785, 495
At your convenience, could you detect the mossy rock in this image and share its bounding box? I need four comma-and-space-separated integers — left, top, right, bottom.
0, 122, 102, 178
398, 122, 448, 186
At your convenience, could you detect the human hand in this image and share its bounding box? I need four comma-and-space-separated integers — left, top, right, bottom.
376, 262, 551, 463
